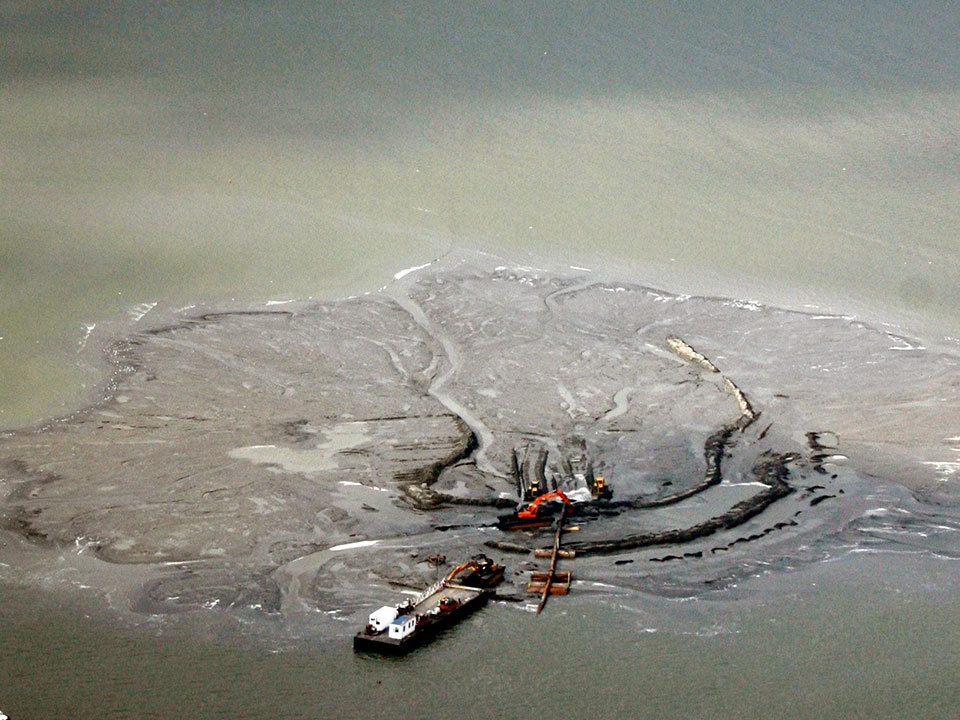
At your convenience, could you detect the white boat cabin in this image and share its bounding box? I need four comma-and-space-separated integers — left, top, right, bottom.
388, 614, 416, 640
368, 606, 398, 632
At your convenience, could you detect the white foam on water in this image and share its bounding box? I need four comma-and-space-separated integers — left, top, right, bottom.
724, 299, 763, 312
863, 507, 911, 518
858, 526, 930, 538
338, 481, 390, 493
922, 461, 960, 480
886, 333, 925, 351
393, 262, 432, 280
78, 323, 96, 351
848, 547, 925, 557
329, 539, 380, 552
129, 302, 158, 323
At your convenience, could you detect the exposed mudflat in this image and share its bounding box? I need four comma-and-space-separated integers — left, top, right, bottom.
1, 257, 958, 637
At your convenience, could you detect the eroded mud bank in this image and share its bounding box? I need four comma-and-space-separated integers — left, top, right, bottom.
1, 257, 958, 631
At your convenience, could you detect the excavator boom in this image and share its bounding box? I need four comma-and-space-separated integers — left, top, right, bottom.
516, 489, 572, 520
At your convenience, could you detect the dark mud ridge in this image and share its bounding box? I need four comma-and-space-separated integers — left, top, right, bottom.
1, 256, 958, 625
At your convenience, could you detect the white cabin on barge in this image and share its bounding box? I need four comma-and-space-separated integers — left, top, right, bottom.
388, 615, 416, 640
367, 606, 398, 632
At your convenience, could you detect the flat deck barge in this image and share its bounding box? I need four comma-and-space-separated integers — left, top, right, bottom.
353, 555, 503, 655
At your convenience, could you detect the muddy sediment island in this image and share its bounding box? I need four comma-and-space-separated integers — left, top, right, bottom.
1, 258, 959, 631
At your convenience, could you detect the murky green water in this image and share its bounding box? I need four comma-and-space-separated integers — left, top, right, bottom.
3, 553, 960, 720
3, 1, 959, 426
2, 1, 959, 717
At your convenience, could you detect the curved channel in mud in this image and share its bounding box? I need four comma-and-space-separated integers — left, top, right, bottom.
1, 256, 958, 630
485, 336, 799, 557
386, 287, 504, 479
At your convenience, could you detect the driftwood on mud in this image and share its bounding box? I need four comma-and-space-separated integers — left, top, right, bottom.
666, 336, 720, 373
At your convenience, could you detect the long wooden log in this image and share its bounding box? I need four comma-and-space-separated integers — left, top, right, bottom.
537, 506, 566, 614
534, 549, 575, 558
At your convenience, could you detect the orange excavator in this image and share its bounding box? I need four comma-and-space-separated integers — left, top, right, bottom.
499, 489, 573, 530
443, 554, 505, 588
517, 489, 572, 519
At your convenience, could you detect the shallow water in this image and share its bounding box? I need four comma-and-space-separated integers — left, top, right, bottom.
2, 1, 960, 717
3, 550, 960, 720
2, 1, 959, 427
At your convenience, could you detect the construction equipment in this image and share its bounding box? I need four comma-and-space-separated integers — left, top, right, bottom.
498, 488, 573, 530
516, 488, 572, 520
437, 596, 460, 612
590, 474, 613, 499
443, 554, 505, 588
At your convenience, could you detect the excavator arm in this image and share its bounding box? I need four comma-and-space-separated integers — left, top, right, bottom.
516, 488, 572, 520
444, 560, 480, 583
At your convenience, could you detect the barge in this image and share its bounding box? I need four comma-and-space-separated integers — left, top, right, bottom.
353, 555, 503, 654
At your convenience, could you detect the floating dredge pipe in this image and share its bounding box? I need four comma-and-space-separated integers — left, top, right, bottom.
537, 506, 566, 614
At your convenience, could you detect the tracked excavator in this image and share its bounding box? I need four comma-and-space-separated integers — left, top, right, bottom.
443, 554, 505, 588
498, 489, 573, 530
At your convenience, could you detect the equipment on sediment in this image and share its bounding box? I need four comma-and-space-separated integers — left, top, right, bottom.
497, 489, 573, 529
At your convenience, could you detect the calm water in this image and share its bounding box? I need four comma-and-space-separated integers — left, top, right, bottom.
3, 552, 960, 720
2, 1, 960, 717
2, 0, 959, 426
